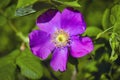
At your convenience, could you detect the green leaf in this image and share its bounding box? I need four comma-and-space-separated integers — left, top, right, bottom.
52, 63, 75, 80
113, 22, 120, 34
16, 1, 52, 16
83, 26, 102, 37
17, 0, 38, 8
113, 23, 120, 52
96, 27, 113, 39
84, 62, 97, 72
0, 63, 16, 80
0, 49, 20, 65
0, 50, 19, 80
102, 8, 112, 30
16, 0, 38, 16
110, 4, 120, 25
109, 33, 119, 61
0, 15, 7, 26
52, 0, 81, 7
109, 4, 120, 61
4, 4, 16, 18
16, 5, 36, 16
92, 43, 105, 55
16, 49, 43, 79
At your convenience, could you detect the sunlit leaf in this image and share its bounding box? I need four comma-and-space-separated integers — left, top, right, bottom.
16, 5, 36, 16
83, 26, 102, 37
17, 0, 38, 8
52, 0, 81, 7
113, 22, 120, 34
109, 4, 120, 61
96, 27, 113, 39
109, 33, 119, 61
110, 4, 120, 25
16, 1, 52, 16
102, 8, 112, 30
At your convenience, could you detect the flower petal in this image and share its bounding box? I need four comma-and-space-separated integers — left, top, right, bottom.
50, 47, 68, 71
36, 9, 61, 34
70, 36, 94, 58
29, 30, 55, 60
61, 8, 86, 35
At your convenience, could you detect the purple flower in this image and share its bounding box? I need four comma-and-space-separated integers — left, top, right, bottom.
29, 8, 94, 71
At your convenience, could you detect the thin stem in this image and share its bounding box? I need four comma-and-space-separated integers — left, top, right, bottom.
71, 66, 77, 80
8, 20, 29, 43
96, 27, 113, 39
49, 0, 58, 8
102, 27, 113, 34
8, 21, 18, 33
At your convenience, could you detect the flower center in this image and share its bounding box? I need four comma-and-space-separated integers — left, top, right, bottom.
56, 34, 67, 42
52, 29, 69, 47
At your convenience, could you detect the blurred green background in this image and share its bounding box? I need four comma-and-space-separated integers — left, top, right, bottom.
0, 0, 120, 80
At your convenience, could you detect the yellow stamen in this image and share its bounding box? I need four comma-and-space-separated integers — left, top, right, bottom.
52, 29, 69, 47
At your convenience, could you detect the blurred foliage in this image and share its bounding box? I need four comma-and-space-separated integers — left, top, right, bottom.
0, 0, 120, 80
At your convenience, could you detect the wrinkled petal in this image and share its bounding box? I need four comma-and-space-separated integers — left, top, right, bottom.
70, 36, 94, 58
29, 30, 55, 60
36, 9, 61, 34
61, 8, 86, 35
50, 47, 68, 71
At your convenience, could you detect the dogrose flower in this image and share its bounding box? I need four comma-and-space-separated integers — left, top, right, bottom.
29, 8, 94, 71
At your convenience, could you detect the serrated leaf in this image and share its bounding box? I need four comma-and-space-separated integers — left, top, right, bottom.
16, 49, 43, 79
16, 0, 38, 16
83, 26, 102, 37
102, 8, 112, 30
0, 50, 19, 80
16, 1, 52, 16
16, 5, 36, 16
53, 0, 81, 7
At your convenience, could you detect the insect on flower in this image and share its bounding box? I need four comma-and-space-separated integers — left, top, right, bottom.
29, 8, 94, 71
